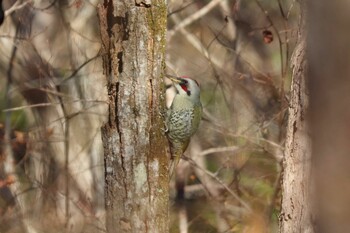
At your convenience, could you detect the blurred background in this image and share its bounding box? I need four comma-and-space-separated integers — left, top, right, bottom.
0, 0, 299, 232
167, 0, 297, 232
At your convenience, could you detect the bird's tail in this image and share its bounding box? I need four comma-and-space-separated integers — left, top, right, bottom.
169, 141, 189, 178
169, 150, 181, 178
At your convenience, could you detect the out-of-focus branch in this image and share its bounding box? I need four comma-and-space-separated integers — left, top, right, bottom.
179, 204, 188, 233
169, 14, 222, 68
2, 100, 107, 112
214, 34, 270, 79
286, 0, 296, 19
183, 155, 252, 214
203, 109, 284, 156
255, 0, 288, 98
168, 0, 224, 38
3, 17, 31, 233
218, 0, 236, 41
5, 0, 32, 17
198, 146, 239, 157
167, 1, 196, 18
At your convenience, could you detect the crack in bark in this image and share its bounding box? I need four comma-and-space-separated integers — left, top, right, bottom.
115, 82, 122, 145
117, 52, 124, 73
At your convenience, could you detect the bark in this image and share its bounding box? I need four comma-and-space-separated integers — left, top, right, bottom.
308, 1, 350, 232
98, 1, 168, 233
279, 3, 314, 232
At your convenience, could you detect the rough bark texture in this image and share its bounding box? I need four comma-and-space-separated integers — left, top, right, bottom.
98, 1, 168, 232
279, 3, 314, 232
308, 1, 350, 232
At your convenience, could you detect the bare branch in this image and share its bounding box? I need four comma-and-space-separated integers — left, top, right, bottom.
169, 14, 222, 68
167, 1, 197, 17
5, 0, 32, 17
183, 155, 252, 214
198, 146, 240, 157
168, 0, 224, 38
2, 100, 107, 112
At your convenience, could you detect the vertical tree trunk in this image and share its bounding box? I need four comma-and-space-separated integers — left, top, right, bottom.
98, 1, 168, 232
308, 1, 350, 232
279, 3, 314, 232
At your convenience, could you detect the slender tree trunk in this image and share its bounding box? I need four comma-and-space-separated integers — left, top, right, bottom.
279, 3, 314, 232
308, 1, 350, 232
97, 1, 168, 232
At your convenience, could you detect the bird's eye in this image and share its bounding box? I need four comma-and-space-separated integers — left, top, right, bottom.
180, 79, 188, 85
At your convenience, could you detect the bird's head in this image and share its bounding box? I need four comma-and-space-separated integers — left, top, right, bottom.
166, 74, 201, 100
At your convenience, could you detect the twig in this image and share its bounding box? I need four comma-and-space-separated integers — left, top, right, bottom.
255, 0, 285, 93
3, 18, 31, 233
286, 0, 297, 19
168, 0, 224, 38
198, 146, 240, 157
169, 14, 222, 69
60, 53, 101, 84
31, 0, 57, 11
167, 1, 197, 17
214, 35, 271, 79
183, 155, 252, 213
277, 0, 286, 19
2, 100, 107, 112
5, 0, 32, 17
203, 109, 284, 151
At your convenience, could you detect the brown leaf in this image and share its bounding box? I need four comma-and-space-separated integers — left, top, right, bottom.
262, 30, 273, 44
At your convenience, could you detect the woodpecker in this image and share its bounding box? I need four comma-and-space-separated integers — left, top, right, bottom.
165, 74, 202, 176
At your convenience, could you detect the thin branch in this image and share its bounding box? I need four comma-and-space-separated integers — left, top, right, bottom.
286, 0, 297, 19
2, 99, 107, 112
255, 0, 285, 93
4, 14, 20, 180
183, 155, 252, 214
31, 0, 58, 11
60, 53, 101, 84
203, 109, 284, 151
198, 146, 240, 157
167, 1, 197, 17
214, 32, 271, 79
277, 0, 286, 19
169, 14, 222, 69
168, 0, 224, 38
5, 0, 32, 17
3, 19, 30, 233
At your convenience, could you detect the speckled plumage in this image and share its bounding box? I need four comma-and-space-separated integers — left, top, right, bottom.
166, 76, 202, 176
166, 103, 202, 146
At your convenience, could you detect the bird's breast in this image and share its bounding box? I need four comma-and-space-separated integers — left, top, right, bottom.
167, 105, 201, 142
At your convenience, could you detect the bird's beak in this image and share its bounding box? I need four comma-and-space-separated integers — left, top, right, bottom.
165, 74, 187, 84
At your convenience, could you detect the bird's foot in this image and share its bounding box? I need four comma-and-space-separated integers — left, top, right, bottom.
161, 125, 169, 134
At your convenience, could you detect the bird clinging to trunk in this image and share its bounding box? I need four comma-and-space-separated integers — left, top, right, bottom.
165, 74, 202, 177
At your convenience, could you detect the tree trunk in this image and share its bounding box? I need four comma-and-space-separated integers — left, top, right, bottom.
97, 1, 168, 233
279, 3, 314, 232
308, 1, 350, 232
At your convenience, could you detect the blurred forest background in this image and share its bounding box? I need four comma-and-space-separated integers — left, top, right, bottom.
0, 0, 300, 232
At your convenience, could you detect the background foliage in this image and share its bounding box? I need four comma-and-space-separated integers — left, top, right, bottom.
0, 0, 298, 232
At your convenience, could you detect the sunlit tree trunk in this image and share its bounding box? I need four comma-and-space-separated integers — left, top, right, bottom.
97, 1, 168, 232
279, 2, 314, 232
308, 1, 350, 232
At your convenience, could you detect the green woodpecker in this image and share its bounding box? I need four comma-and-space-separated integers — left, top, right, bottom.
165, 75, 202, 176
